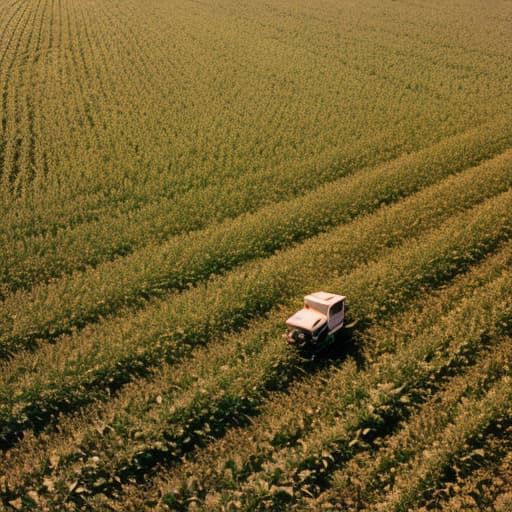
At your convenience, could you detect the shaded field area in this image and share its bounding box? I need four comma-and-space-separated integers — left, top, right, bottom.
0, 0, 511, 510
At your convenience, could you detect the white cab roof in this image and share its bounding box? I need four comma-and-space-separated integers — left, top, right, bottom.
286, 308, 326, 332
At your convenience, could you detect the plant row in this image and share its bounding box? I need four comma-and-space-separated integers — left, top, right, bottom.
371, 373, 512, 512
2, 116, 512, 297
3, 0, 478, 273
419, 429, 512, 511
71, 268, 512, 509
2, 144, 512, 354
7, 244, 509, 506
0, 133, 408, 296
6, 0, 510, 243
197, 271, 512, 511
134, 245, 512, 510
0, 0, 39, 189
1, 173, 512, 448
312, 340, 512, 511
1, 212, 512, 509
5, 243, 510, 511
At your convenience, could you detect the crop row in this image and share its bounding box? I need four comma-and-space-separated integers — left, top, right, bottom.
0, 129, 408, 295
193, 273, 512, 511
199, 270, 511, 510
69, 268, 512, 506
0, 0, 95, 197
2, 144, 512, 354
2, 0, 475, 242
5, 116, 511, 297
419, 429, 512, 511
4, 241, 510, 510
288, 348, 512, 512
0, 0, 203, 212
137, 245, 512, 510
2, 0, 512, 230
0, 0, 58, 195
0, 0, 39, 189
312, 341, 512, 511
6, 0, 512, 256
2, 170, 512, 447
1, 203, 512, 509
371, 374, 512, 512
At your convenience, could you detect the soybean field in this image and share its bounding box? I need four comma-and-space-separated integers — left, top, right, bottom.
1, 0, 512, 510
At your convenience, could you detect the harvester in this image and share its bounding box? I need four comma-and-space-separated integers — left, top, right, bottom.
285, 291, 346, 354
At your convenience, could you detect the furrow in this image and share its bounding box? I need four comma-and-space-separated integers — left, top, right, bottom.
130, 244, 512, 510
2, 144, 512, 353
0, 169, 511, 449
3, 243, 511, 510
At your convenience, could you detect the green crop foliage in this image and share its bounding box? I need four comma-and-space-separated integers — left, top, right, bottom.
312, 343, 512, 511
2, 176, 512, 448
2, 148, 512, 355
193, 273, 512, 511
1, 0, 512, 509
142, 244, 512, 507
2, 207, 512, 508
375, 375, 512, 512
1, 117, 511, 297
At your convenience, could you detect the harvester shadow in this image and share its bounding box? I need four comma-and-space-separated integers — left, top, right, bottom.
300, 319, 364, 371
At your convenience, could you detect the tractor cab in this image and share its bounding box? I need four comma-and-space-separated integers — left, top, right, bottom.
285, 292, 345, 350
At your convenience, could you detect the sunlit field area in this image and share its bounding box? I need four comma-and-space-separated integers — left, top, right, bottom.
1, 0, 511, 510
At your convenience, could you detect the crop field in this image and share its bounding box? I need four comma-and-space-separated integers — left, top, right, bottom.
1, 0, 512, 510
